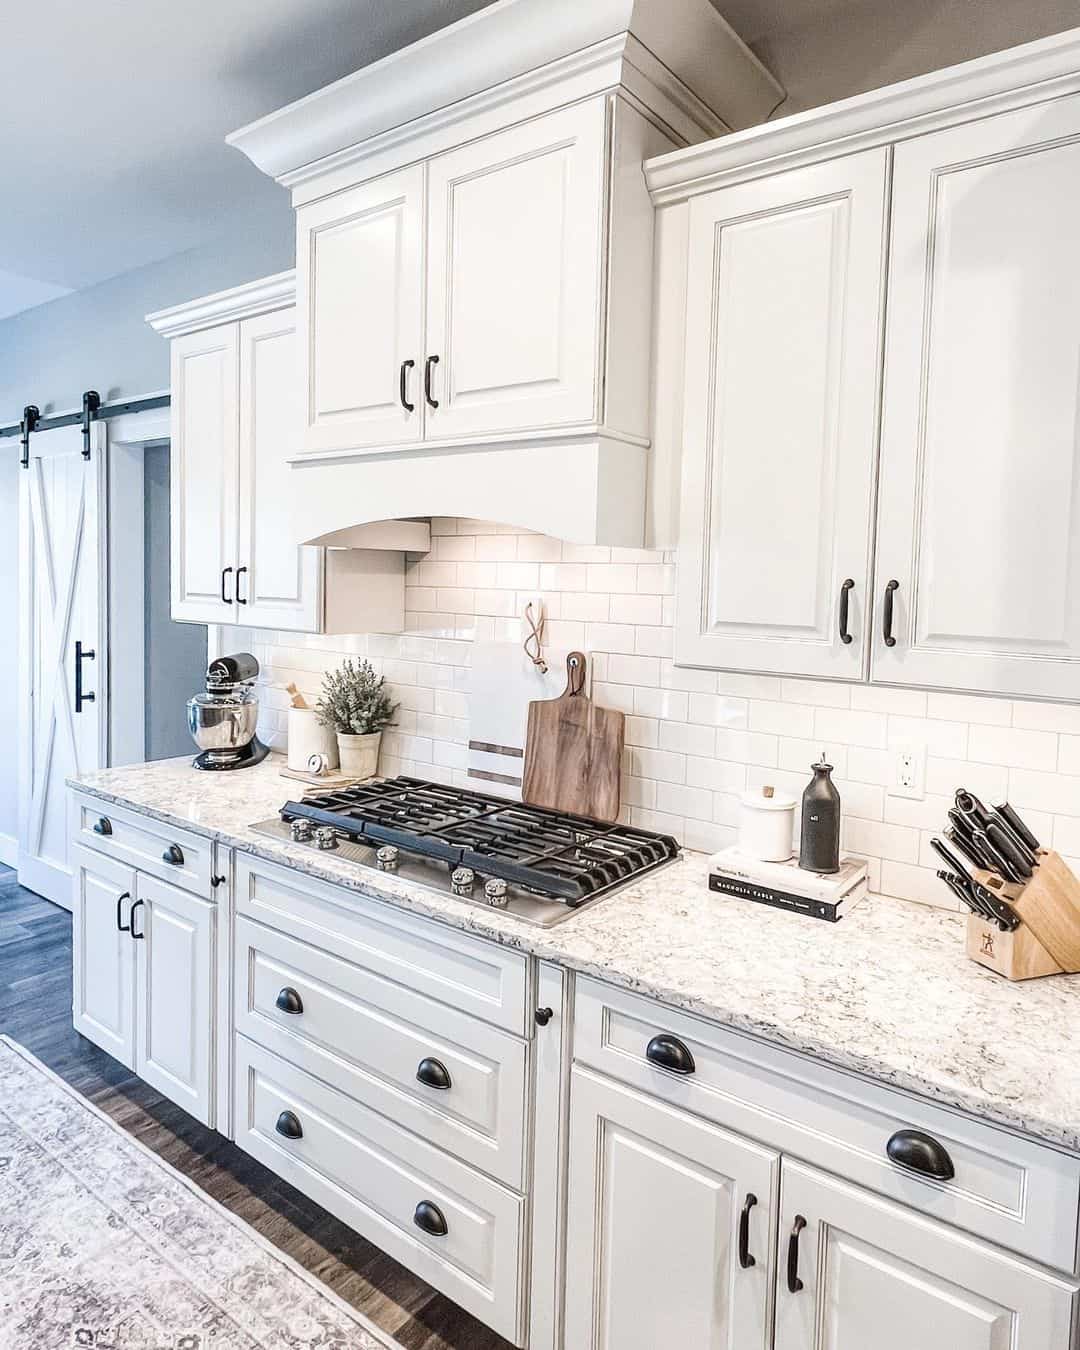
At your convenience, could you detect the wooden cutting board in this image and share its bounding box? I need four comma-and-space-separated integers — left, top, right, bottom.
522, 653, 625, 822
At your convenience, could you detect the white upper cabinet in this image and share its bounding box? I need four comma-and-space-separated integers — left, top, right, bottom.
170, 323, 239, 625
237, 308, 322, 630
296, 166, 425, 455
872, 92, 1080, 698
424, 101, 606, 441
675, 150, 889, 679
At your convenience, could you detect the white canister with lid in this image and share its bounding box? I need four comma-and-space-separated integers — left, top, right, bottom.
738, 785, 797, 862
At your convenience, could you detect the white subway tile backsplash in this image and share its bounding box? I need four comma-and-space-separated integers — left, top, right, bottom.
924, 757, 1008, 803
850, 685, 927, 717
687, 692, 748, 729
715, 728, 778, 768
610, 594, 664, 625
658, 721, 716, 756
686, 756, 747, 792
814, 707, 888, 749
781, 678, 851, 709
924, 691, 1011, 726
968, 724, 1058, 772
887, 715, 967, 759
1013, 700, 1080, 734
634, 687, 689, 722
608, 654, 662, 686
1010, 768, 1080, 816
750, 700, 815, 738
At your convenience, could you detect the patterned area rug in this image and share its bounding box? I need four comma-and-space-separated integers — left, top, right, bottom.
0, 1036, 400, 1349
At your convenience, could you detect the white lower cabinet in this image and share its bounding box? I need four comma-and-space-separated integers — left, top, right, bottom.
72, 845, 137, 1067
564, 1065, 779, 1350
774, 1161, 1078, 1350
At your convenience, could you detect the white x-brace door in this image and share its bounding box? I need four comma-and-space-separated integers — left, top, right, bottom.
18, 423, 107, 908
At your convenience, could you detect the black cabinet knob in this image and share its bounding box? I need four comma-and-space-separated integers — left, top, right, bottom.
275, 987, 303, 1015
275, 1110, 303, 1140
416, 1057, 452, 1091
93, 817, 112, 836
534, 1006, 554, 1027
645, 1033, 696, 1076
886, 1128, 955, 1181
162, 844, 184, 866
413, 1200, 448, 1237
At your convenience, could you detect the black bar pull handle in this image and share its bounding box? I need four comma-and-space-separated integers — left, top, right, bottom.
221, 566, 234, 604
738, 1193, 757, 1269
400, 359, 416, 412
424, 355, 440, 410
786, 1215, 807, 1293
838, 578, 854, 645
275, 987, 303, 1015
75, 641, 96, 713
882, 579, 899, 647
236, 566, 248, 605
645, 1033, 695, 1076
416, 1057, 452, 1091
129, 898, 145, 940
116, 890, 131, 933
413, 1200, 448, 1237
275, 1110, 303, 1140
886, 1128, 955, 1180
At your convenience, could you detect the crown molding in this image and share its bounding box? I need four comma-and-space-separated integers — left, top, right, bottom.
646, 26, 1080, 205
145, 270, 296, 338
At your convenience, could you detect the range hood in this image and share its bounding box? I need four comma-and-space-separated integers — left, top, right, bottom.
227, 0, 782, 547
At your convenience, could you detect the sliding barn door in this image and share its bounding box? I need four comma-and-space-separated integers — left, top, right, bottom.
18, 424, 107, 907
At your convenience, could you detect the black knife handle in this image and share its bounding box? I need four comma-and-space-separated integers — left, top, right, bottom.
882, 579, 899, 647
993, 801, 1040, 853
955, 790, 992, 830
987, 812, 1037, 868
838, 578, 854, 645
985, 820, 1033, 878
930, 837, 970, 879
972, 827, 1023, 884
971, 880, 1020, 930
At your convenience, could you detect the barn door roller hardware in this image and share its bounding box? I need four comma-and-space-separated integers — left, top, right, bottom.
3, 390, 171, 465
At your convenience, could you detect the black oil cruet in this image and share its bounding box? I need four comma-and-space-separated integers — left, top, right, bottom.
799, 751, 841, 874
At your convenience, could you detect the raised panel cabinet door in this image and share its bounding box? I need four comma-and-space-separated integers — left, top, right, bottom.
424, 100, 607, 440
873, 93, 1080, 698
71, 845, 136, 1067
170, 323, 240, 624
237, 308, 323, 631
134, 872, 215, 1126
774, 1161, 1077, 1350
296, 164, 425, 454
564, 1066, 778, 1350
675, 149, 889, 679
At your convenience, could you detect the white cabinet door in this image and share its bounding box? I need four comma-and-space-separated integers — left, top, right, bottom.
775, 1161, 1077, 1350
675, 149, 889, 678
424, 101, 606, 440
296, 165, 425, 455
237, 308, 322, 631
134, 872, 215, 1126
170, 323, 240, 624
71, 845, 136, 1067
564, 1066, 778, 1350
873, 93, 1080, 698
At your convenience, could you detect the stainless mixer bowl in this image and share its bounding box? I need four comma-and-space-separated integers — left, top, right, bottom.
187, 692, 259, 751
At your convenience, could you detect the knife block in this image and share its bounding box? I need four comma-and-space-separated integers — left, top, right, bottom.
967, 850, 1080, 981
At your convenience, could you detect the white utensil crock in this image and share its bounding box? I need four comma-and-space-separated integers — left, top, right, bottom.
287, 708, 339, 771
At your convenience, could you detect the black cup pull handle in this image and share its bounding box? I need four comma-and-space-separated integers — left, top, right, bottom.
645, 1033, 695, 1076
416, 1057, 452, 1091
116, 890, 131, 933
424, 354, 440, 410
93, 816, 112, 836
275, 1110, 303, 1140
413, 1200, 448, 1237
738, 1192, 757, 1270
886, 1128, 955, 1180
787, 1215, 807, 1293
162, 844, 184, 867
882, 579, 899, 647
838, 578, 854, 645
221, 566, 234, 604
275, 987, 303, 1015
129, 897, 145, 941
400, 358, 416, 413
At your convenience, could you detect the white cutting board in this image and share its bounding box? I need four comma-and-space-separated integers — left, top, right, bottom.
467, 641, 571, 799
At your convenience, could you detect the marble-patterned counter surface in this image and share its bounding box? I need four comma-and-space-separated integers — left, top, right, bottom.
70, 757, 1080, 1151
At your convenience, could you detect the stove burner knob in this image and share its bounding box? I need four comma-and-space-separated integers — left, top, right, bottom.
450, 867, 476, 897
375, 845, 399, 873
313, 827, 339, 851
289, 819, 313, 842
483, 878, 509, 908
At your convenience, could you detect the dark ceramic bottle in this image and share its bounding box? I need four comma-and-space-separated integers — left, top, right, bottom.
799, 753, 840, 874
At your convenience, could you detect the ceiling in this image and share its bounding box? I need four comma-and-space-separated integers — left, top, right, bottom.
3, 0, 1077, 322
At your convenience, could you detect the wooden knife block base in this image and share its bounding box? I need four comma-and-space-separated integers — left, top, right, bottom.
967, 850, 1080, 981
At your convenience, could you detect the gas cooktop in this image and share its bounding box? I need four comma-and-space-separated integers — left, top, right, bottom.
250, 776, 680, 927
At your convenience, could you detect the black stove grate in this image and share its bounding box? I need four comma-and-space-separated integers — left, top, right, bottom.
281, 776, 680, 903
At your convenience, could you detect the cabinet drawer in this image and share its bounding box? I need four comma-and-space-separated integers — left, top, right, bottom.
234, 851, 528, 1034
234, 916, 527, 1187
72, 793, 212, 897
234, 1038, 525, 1345
575, 978, 1080, 1274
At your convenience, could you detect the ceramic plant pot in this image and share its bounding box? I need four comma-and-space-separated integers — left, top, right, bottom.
336, 731, 381, 780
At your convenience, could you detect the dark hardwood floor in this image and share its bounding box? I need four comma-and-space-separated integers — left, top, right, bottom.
0, 867, 511, 1350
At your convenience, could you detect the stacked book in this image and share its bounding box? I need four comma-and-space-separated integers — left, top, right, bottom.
708, 847, 869, 923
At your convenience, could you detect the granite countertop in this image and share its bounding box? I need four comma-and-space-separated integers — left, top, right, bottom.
70, 757, 1080, 1152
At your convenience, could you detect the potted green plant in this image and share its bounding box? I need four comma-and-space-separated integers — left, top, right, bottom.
315, 658, 398, 780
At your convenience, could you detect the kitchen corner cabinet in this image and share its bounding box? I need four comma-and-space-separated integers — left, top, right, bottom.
656, 51, 1080, 700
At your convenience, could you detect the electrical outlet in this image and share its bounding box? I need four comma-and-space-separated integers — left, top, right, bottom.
890, 741, 926, 800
